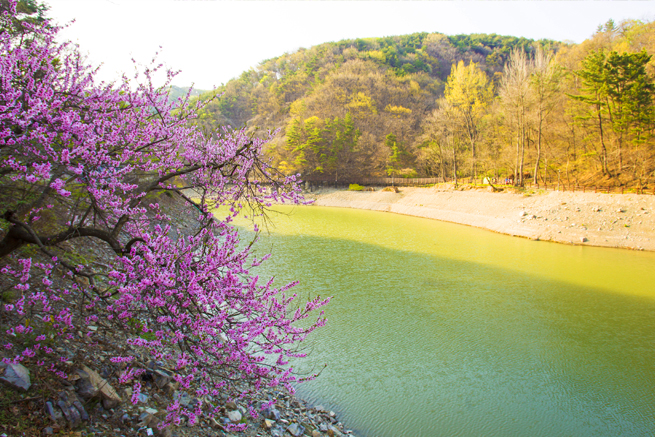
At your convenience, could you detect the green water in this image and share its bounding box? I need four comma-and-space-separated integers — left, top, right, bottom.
233, 206, 655, 437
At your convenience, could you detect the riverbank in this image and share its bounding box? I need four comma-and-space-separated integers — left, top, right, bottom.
306, 185, 655, 251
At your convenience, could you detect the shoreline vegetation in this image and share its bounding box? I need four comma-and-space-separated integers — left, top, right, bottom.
305, 184, 655, 252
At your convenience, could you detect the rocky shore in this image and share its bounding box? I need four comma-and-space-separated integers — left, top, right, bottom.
0, 347, 353, 437
0, 194, 354, 437
308, 184, 655, 251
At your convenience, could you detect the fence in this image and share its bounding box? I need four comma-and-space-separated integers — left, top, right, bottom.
301, 177, 655, 195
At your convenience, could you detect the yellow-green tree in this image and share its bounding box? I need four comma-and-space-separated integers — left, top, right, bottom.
444, 60, 493, 179
531, 47, 562, 184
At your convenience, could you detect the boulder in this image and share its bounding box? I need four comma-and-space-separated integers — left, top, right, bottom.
45, 401, 63, 421
0, 362, 31, 392
75, 365, 122, 409
152, 369, 172, 389
227, 409, 242, 423
287, 423, 305, 437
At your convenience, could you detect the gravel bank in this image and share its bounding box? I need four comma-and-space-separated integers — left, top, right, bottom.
308, 185, 655, 251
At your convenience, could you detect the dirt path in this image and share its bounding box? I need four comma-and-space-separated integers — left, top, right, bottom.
307, 186, 655, 251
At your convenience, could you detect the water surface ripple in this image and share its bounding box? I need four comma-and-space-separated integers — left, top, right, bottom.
234, 206, 655, 437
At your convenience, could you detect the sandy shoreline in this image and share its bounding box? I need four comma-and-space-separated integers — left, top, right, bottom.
305, 185, 655, 251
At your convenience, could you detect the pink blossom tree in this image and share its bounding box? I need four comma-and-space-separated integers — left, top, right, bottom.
0, 1, 327, 430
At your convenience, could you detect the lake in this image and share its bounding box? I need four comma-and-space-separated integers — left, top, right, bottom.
233, 205, 655, 437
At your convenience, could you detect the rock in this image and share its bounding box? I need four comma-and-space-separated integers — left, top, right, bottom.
175, 391, 198, 409
45, 401, 63, 421
225, 401, 238, 410
581, 237, 588, 243
227, 409, 242, 423
263, 407, 281, 420
327, 425, 343, 437
0, 363, 31, 392
72, 400, 89, 421
57, 399, 81, 424
270, 425, 285, 437
76, 365, 122, 409
162, 381, 178, 396
145, 407, 158, 415
263, 418, 275, 429
312, 431, 323, 437
519, 211, 528, 217
42, 427, 54, 435
152, 369, 172, 389
137, 393, 149, 403
287, 423, 305, 437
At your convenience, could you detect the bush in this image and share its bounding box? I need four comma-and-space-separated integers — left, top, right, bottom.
0, 2, 327, 430
348, 184, 365, 191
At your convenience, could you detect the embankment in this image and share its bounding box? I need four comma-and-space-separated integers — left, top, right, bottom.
308, 186, 655, 251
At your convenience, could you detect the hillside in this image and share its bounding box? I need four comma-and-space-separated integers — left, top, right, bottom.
192, 21, 655, 188
192, 33, 556, 177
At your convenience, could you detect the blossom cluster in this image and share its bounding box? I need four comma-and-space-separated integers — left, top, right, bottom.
0, 0, 327, 429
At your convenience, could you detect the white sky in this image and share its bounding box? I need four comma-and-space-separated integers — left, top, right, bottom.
46, 1, 655, 91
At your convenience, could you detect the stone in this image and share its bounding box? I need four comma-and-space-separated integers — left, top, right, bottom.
137, 393, 149, 403
0, 363, 31, 392
287, 423, 305, 437
163, 381, 178, 396
45, 401, 63, 421
327, 425, 343, 437
145, 407, 158, 415
581, 237, 588, 243
302, 421, 316, 433
43, 427, 54, 435
225, 401, 238, 410
312, 431, 322, 437
76, 365, 122, 409
72, 400, 89, 421
263, 406, 281, 420
57, 399, 81, 424
152, 369, 172, 389
227, 409, 242, 423
263, 419, 275, 429
270, 425, 285, 437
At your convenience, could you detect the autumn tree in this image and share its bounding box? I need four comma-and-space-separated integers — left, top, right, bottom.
530, 47, 562, 185
500, 48, 534, 186
444, 60, 493, 180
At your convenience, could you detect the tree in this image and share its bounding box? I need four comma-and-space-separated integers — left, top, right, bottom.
500, 48, 533, 186
530, 47, 562, 185
0, 2, 327, 431
444, 60, 492, 180
570, 49, 654, 176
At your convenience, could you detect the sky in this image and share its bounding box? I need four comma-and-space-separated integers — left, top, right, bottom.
45, 0, 655, 91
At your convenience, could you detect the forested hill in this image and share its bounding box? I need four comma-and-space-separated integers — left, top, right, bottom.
193, 21, 655, 187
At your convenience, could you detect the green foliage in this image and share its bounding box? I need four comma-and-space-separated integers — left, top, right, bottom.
284, 112, 361, 178
348, 184, 365, 191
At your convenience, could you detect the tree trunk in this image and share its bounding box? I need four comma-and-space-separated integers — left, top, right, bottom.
533, 118, 543, 186
453, 141, 458, 187
597, 104, 610, 175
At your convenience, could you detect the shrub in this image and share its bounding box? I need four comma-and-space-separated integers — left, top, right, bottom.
348, 184, 365, 191
0, 1, 327, 430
